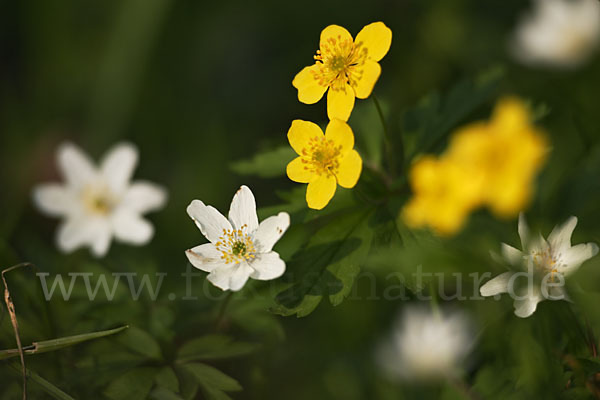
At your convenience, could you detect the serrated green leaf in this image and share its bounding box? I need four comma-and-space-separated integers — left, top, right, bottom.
0, 325, 129, 361
230, 146, 296, 178
104, 367, 158, 400
271, 208, 375, 317
403, 66, 504, 162
177, 335, 259, 362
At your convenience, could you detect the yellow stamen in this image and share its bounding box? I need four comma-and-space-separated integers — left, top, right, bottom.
216, 224, 256, 264
300, 136, 342, 178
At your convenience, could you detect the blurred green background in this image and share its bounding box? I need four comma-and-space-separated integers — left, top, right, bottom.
2, 0, 600, 399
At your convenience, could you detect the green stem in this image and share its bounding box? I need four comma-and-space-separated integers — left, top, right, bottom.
372, 94, 400, 178
214, 291, 234, 331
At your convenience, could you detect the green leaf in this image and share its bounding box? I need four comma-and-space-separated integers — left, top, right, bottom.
178, 363, 241, 400
155, 366, 180, 393
0, 325, 129, 360
116, 326, 162, 360
149, 386, 184, 400
230, 146, 296, 178
403, 66, 504, 162
177, 335, 259, 362
271, 208, 375, 317
104, 367, 158, 400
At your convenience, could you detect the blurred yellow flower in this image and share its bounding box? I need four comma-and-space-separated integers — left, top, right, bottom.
293, 22, 392, 122
403, 97, 548, 235
402, 155, 483, 236
286, 119, 362, 210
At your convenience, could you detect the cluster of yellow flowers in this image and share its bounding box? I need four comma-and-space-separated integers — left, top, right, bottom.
402, 98, 549, 235
286, 22, 392, 209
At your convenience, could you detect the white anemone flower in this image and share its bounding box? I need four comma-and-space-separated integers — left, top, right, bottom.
511, 0, 600, 68
481, 213, 598, 318
185, 185, 290, 291
33, 142, 167, 257
378, 307, 473, 381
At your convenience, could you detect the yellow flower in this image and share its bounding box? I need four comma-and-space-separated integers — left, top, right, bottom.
403, 97, 548, 235
286, 119, 363, 210
402, 155, 483, 236
292, 22, 392, 122
446, 97, 548, 217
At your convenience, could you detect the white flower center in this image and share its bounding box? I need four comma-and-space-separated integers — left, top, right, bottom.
81, 185, 115, 215
215, 225, 256, 264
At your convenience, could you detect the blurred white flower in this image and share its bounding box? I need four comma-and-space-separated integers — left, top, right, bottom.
481, 213, 598, 318
185, 185, 290, 291
511, 0, 600, 68
378, 307, 473, 381
33, 142, 167, 257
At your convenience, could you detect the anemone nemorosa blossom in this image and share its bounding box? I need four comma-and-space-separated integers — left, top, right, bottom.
481, 213, 598, 318
33, 142, 167, 257
185, 186, 290, 291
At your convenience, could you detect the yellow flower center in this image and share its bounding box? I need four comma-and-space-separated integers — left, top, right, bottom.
215, 225, 256, 264
532, 248, 561, 281
301, 136, 342, 177
312, 36, 368, 89
82, 185, 115, 215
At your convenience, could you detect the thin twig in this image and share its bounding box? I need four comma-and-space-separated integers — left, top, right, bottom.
2, 262, 34, 400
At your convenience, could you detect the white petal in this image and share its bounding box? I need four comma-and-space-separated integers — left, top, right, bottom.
228, 263, 254, 291
501, 243, 524, 266
90, 223, 112, 257
186, 199, 232, 243
518, 212, 530, 250
228, 185, 258, 232
513, 286, 543, 318
111, 212, 154, 245
58, 142, 97, 188
529, 232, 549, 254
57, 216, 112, 257
253, 212, 290, 253
121, 181, 167, 214
207, 262, 253, 291
480, 272, 513, 297
561, 242, 599, 276
250, 251, 286, 281
33, 184, 77, 216
185, 243, 224, 273
100, 143, 138, 194
57, 218, 90, 253
548, 216, 577, 251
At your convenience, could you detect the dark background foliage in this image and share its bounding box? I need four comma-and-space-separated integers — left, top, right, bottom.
2, 0, 600, 399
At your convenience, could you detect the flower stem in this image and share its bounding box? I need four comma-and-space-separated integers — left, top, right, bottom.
215, 291, 234, 331
372, 94, 400, 178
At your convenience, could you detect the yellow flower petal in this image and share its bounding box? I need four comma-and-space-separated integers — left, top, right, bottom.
325, 118, 354, 155
287, 120, 323, 155
293, 64, 328, 104
320, 25, 353, 57
306, 174, 337, 210
492, 97, 530, 133
336, 149, 362, 188
351, 59, 381, 99
354, 22, 392, 62
287, 156, 315, 183
327, 83, 355, 121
